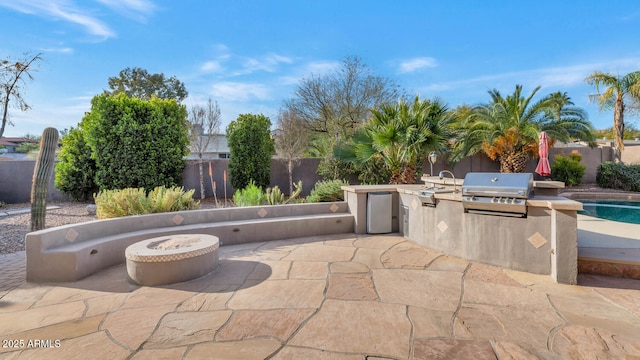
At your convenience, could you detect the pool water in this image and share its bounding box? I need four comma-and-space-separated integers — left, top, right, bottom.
578, 199, 640, 225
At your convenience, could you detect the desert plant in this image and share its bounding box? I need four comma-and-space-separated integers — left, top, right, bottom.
266, 181, 303, 205
596, 162, 640, 191
550, 151, 586, 187
30, 127, 59, 231
306, 179, 349, 203
232, 180, 266, 207
94, 186, 198, 219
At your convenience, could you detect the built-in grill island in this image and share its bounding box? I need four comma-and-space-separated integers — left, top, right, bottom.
461, 172, 533, 217
342, 176, 582, 284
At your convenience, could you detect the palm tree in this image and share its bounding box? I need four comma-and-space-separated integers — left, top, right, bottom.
452, 85, 595, 173
337, 96, 453, 184
586, 70, 640, 162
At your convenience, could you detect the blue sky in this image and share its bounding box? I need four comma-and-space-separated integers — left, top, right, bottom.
1, 1, 640, 138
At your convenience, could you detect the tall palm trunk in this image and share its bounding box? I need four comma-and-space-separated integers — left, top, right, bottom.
613, 94, 625, 162
499, 152, 529, 173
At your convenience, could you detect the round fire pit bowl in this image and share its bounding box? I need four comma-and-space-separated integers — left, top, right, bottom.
125, 234, 219, 286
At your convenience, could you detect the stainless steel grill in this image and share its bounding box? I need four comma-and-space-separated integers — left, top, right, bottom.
461, 172, 533, 217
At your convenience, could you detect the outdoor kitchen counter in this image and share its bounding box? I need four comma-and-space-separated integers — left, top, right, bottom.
342, 183, 580, 284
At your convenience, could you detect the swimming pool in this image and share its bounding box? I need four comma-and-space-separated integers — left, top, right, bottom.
578, 199, 640, 225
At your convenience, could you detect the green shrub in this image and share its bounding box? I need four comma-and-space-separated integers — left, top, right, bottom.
306, 179, 349, 203
84, 93, 190, 192
596, 162, 640, 191
227, 113, 274, 190
15, 142, 39, 153
232, 180, 266, 207
266, 181, 302, 205
55, 126, 98, 201
316, 157, 354, 181
550, 151, 586, 187
94, 186, 198, 219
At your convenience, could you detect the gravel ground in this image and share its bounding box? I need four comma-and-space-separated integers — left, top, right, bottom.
0, 199, 223, 255
0, 202, 96, 254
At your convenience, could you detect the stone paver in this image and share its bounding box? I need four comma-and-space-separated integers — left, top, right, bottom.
0, 234, 639, 359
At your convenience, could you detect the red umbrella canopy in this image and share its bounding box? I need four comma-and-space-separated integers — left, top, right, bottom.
535, 131, 551, 177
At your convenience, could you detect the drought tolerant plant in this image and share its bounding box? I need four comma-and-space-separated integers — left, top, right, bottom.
266, 181, 303, 205
452, 85, 595, 173
550, 151, 586, 187
306, 179, 349, 203
232, 180, 266, 207
30, 127, 59, 231
596, 162, 640, 192
94, 186, 198, 219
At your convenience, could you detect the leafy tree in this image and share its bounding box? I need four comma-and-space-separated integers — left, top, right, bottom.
226, 113, 274, 190
15, 141, 39, 153
337, 96, 454, 184
453, 85, 595, 173
83, 93, 190, 191
188, 98, 222, 199
274, 108, 310, 194
55, 126, 98, 200
0, 52, 43, 139
105, 67, 188, 102
586, 70, 640, 162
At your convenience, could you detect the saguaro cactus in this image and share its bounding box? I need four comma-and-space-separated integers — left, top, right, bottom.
30, 127, 59, 231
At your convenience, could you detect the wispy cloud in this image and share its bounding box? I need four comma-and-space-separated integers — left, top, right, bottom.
241, 54, 293, 74
418, 58, 640, 96
198, 48, 294, 77
94, 0, 157, 22
398, 57, 438, 73
200, 61, 224, 73
0, 0, 115, 39
210, 82, 271, 102
40, 46, 74, 54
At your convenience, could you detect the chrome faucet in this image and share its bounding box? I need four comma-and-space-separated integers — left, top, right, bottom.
438, 170, 458, 193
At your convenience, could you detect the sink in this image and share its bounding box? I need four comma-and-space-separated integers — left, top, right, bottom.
421, 187, 456, 194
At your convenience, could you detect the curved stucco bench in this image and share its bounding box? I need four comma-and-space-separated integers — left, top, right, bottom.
26, 202, 354, 282
125, 234, 219, 286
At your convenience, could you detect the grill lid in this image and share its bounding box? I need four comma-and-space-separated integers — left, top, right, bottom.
462, 172, 533, 198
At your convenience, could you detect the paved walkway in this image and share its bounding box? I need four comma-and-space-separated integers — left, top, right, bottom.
1, 233, 639, 359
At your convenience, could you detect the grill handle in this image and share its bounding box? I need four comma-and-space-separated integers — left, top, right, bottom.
462, 189, 526, 196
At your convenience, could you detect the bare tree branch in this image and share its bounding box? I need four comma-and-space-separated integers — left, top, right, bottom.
1, 52, 43, 139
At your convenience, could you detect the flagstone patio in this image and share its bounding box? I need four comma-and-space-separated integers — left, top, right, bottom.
1, 233, 640, 359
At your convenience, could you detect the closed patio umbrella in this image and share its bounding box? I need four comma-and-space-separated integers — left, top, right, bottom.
535, 131, 551, 177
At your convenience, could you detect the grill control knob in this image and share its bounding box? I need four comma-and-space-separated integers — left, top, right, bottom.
491, 197, 497, 203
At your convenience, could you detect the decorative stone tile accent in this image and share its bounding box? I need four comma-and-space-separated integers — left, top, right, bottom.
437, 221, 448, 233
411, 198, 419, 210
172, 214, 184, 225
527, 232, 547, 249
65, 228, 79, 242
329, 203, 339, 213
258, 208, 268, 218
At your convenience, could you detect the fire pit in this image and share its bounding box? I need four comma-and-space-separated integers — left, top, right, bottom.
125, 234, 219, 286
